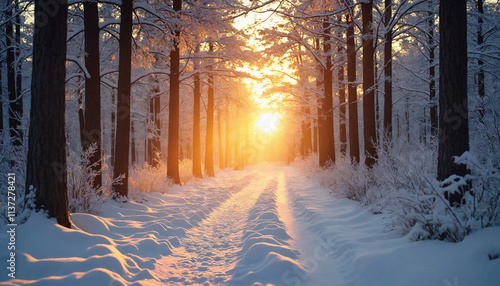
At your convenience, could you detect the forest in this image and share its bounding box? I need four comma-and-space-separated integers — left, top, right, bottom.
1, 0, 500, 285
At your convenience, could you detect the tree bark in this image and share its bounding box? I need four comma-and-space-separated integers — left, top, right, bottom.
131, 119, 136, 165
362, 0, 377, 167
477, 0, 485, 119
437, 0, 469, 203
205, 42, 215, 176
428, 0, 437, 137
111, 89, 116, 168
301, 105, 312, 157
15, 1, 22, 141
224, 111, 231, 168
383, 0, 393, 138
167, 0, 182, 184
27, 0, 71, 228
0, 60, 3, 135
218, 111, 224, 169
318, 19, 336, 167
347, 13, 360, 163
151, 79, 161, 166
338, 16, 347, 155
78, 89, 85, 151
83, 0, 102, 188
113, 0, 133, 196
193, 65, 202, 176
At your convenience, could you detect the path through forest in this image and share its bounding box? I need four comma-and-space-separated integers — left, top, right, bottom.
2, 165, 499, 286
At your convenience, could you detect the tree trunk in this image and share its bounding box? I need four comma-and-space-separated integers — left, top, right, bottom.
477, 0, 485, 119
113, 0, 133, 196
437, 0, 469, 204
218, 111, 224, 169
131, 119, 136, 165
6, 7, 21, 147
78, 89, 85, 150
167, 0, 182, 184
362, 0, 377, 167
27, 0, 70, 228
83, 0, 102, 188
224, 111, 231, 168
318, 19, 336, 167
428, 0, 437, 137
301, 105, 312, 157
193, 66, 202, 176
15, 1, 22, 140
147, 94, 154, 165
111, 89, 116, 168
152, 80, 161, 166
0, 60, 3, 135
347, 13, 360, 163
338, 16, 347, 155
313, 124, 318, 153
205, 42, 215, 176
383, 0, 393, 138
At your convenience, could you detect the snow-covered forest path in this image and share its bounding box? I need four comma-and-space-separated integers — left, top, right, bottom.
155, 173, 278, 284
2, 165, 499, 286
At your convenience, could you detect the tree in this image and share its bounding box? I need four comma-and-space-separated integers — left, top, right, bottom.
428, 0, 437, 136
83, 0, 102, 188
362, 0, 377, 167
15, 0, 21, 137
477, 0, 485, 119
347, 12, 360, 163
6, 5, 21, 147
383, 0, 393, 137
205, 41, 215, 177
318, 19, 336, 167
26, 0, 71, 227
193, 58, 203, 177
167, 0, 182, 184
218, 111, 224, 169
114, 0, 133, 196
338, 16, 347, 155
437, 0, 469, 203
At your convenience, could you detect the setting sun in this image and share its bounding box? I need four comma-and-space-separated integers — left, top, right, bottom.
255, 112, 280, 134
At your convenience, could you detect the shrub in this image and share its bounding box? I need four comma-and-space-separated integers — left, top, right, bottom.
67, 144, 121, 214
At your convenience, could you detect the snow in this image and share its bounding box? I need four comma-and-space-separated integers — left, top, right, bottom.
1, 165, 499, 285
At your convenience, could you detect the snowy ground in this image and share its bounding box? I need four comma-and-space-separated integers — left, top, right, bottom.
1, 165, 499, 286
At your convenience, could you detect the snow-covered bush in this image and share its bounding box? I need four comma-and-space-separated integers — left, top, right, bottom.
67, 144, 120, 214
179, 158, 195, 183
0, 128, 30, 225
303, 136, 500, 242
129, 160, 174, 193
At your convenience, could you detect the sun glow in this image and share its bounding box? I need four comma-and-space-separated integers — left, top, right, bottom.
255, 112, 280, 134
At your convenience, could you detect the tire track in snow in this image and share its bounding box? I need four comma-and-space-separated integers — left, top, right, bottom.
154, 174, 275, 285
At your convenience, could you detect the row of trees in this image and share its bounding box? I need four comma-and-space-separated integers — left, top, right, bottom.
258, 0, 499, 205
1, 0, 262, 226
1, 0, 498, 227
